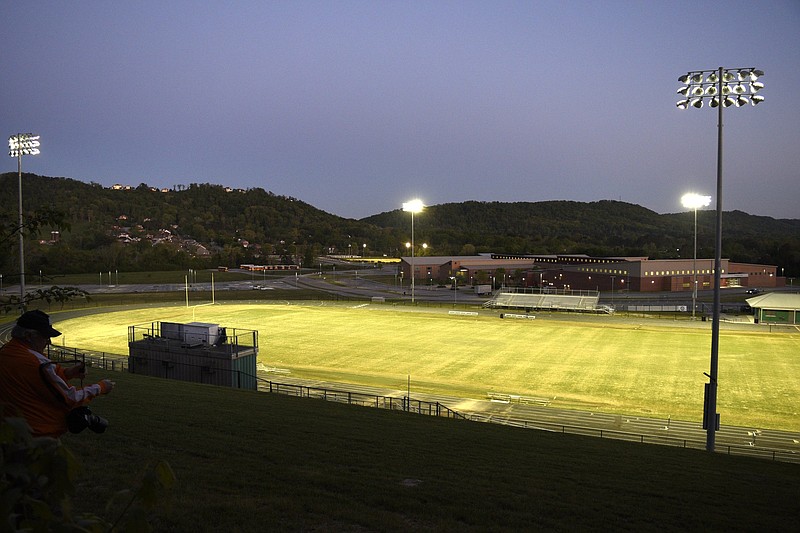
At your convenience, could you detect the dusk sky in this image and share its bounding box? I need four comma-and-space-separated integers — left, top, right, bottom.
3, 1, 799, 220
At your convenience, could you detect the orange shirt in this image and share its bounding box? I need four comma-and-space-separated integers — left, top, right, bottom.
0, 338, 109, 438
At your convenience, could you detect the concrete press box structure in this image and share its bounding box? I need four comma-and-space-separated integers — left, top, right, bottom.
128, 321, 258, 390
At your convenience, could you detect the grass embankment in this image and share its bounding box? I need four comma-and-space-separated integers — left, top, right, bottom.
55, 303, 800, 431
67, 371, 800, 531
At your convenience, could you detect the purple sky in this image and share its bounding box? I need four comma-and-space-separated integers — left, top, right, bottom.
3, 1, 799, 220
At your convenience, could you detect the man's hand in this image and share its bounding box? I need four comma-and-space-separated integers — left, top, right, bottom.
100, 379, 115, 394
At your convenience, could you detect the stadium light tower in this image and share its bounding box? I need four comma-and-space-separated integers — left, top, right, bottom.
681, 193, 712, 320
402, 199, 424, 303
8, 133, 41, 309
676, 67, 764, 452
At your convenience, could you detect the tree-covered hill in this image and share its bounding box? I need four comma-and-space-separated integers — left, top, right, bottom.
1, 173, 798, 277
365, 200, 800, 271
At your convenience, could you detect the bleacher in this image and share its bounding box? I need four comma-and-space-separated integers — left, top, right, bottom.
485, 289, 610, 314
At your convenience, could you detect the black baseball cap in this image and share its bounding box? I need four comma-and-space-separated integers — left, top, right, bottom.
17, 310, 62, 338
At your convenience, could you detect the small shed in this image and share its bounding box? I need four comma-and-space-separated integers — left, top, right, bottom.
746, 293, 800, 325
128, 321, 258, 390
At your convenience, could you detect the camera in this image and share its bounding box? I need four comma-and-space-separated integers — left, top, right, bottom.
66, 406, 109, 434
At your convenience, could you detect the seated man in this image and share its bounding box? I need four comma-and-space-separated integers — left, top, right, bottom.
0, 310, 114, 438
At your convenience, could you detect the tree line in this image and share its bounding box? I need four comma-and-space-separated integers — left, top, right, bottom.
1, 173, 798, 280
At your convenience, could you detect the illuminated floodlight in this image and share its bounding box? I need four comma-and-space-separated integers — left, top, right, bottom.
681, 193, 712, 210
402, 198, 424, 213
8, 133, 41, 157
751, 94, 764, 105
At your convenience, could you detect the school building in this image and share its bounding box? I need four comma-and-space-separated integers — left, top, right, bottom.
399, 254, 784, 293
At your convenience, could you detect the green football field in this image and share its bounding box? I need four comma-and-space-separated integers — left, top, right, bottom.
52, 302, 800, 431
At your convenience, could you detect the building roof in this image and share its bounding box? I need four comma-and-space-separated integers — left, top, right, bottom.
746, 292, 800, 310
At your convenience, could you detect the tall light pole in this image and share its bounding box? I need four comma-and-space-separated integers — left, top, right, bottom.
8, 133, 41, 309
681, 193, 712, 320
676, 67, 764, 452
402, 199, 424, 303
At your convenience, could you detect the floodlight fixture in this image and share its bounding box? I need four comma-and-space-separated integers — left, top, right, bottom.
8, 133, 42, 309
402, 198, 424, 214
681, 193, 712, 210
8, 133, 40, 157
674, 66, 764, 453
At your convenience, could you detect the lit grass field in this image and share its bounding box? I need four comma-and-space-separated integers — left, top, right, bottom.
52, 302, 800, 431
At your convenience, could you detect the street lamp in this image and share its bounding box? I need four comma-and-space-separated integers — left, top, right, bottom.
402, 199, 424, 303
681, 193, 712, 320
676, 67, 764, 452
8, 133, 41, 309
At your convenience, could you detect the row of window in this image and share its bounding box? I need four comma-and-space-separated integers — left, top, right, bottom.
578, 268, 629, 275
644, 270, 720, 276
578, 267, 725, 276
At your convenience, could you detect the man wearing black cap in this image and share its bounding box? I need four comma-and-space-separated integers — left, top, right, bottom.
0, 310, 114, 438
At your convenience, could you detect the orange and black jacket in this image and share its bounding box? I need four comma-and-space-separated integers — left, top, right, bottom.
0, 338, 110, 438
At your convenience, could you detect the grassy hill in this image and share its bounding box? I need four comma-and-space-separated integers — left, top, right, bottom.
67, 370, 800, 532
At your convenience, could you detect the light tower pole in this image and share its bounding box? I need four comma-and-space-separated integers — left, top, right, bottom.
402, 199, 424, 303
681, 193, 712, 320
676, 67, 764, 452
8, 133, 41, 309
